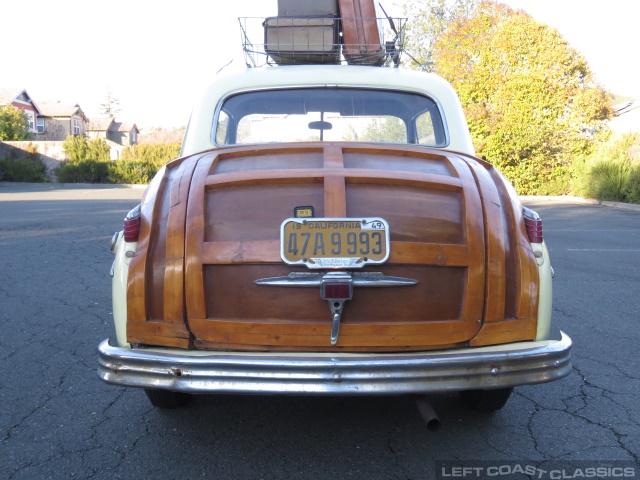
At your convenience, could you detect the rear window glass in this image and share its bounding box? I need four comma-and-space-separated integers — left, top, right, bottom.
214, 88, 447, 147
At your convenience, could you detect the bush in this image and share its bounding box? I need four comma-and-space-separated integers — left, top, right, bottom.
586, 161, 631, 202
0, 157, 48, 182
63, 135, 110, 162
571, 132, 640, 203
55, 159, 110, 183
121, 143, 180, 168
57, 136, 171, 184
623, 165, 640, 204
0, 143, 48, 182
108, 159, 160, 184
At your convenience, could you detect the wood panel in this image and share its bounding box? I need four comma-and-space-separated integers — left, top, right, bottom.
183, 144, 486, 350
129, 143, 540, 351
465, 158, 507, 322
126, 156, 199, 347
201, 265, 464, 324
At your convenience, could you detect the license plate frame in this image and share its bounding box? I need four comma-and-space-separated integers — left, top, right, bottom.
280, 217, 390, 269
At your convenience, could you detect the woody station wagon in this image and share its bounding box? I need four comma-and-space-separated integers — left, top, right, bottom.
97, 3, 571, 415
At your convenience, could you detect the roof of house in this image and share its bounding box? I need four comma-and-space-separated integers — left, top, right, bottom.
0, 88, 41, 113
86, 117, 115, 131
38, 101, 87, 120
113, 122, 139, 134
87, 118, 139, 134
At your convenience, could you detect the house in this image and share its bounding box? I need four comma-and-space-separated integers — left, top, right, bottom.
86, 118, 139, 146
86, 117, 140, 159
36, 101, 88, 140
0, 88, 41, 134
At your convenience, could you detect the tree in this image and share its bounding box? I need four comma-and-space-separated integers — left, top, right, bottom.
100, 89, 121, 118
402, 0, 478, 71
0, 105, 33, 141
63, 135, 110, 162
432, 1, 611, 194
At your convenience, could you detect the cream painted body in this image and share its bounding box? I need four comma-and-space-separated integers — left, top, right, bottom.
181, 65, 476, 157
534, 241, 553, 341
111, 232, 134, 348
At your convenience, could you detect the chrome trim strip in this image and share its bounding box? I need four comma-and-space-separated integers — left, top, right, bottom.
254, 272, 418, 288
97, 332, 572, 395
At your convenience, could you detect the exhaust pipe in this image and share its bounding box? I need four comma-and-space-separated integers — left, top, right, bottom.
414, 395, 441, 432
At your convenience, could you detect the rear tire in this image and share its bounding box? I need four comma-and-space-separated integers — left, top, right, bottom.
144, 389, 191, 408
459, 387, 513, 411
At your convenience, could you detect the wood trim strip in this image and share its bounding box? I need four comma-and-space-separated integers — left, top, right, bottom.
469, 318, 537, 346
200, 241, 471, 267
162, 157, 199, 323
190, 318, 476, 335
127, 321, 191, 348
323, 146, 347, 217
127, 165, 170, 324
185, 155, 218, 321
323, 145, 345, 169
494, 180, 539, 321
446, 156, 486, 325
216, 145, 325, 160
192, 341, 462, 352
189, 318, 479, 347
204, 168, 463, 191
467, 161, 507, 322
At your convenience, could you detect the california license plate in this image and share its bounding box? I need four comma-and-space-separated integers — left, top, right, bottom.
280, 218, 390, 269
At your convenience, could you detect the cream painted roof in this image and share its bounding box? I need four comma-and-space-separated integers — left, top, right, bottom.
182, 65, 475, 156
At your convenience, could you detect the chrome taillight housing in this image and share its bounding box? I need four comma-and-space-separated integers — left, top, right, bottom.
522, 207, 543, 243
123, 205, 141, 243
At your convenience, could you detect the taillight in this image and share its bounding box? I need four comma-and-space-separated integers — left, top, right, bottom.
123, 205, 141, 243
523, 207, 543, 243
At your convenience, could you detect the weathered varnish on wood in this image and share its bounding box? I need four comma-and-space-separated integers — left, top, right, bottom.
339, 0, 385, 65
126, 143, 539, 350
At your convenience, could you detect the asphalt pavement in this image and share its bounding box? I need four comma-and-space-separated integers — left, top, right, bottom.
0, 184, 638, 480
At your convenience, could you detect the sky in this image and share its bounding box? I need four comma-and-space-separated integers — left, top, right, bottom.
2, 0, 639, 129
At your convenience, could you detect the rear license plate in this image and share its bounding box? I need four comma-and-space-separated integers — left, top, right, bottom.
280, 218, 390, 269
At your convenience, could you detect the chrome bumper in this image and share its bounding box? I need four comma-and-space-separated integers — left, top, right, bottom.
97, 332, 572, 395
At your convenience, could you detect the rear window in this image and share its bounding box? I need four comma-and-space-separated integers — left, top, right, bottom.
214, 88, 447, 147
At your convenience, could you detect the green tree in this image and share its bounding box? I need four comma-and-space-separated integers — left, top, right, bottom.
0, 105, 33, 141
402, 0, 478, 71
100, 89, 121, 118
433, 1, 611, 194
63, 135, 88, 161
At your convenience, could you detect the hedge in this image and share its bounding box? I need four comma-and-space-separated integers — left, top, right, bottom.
571, 132, 640, 204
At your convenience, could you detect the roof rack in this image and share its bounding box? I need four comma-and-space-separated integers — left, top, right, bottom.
239, 16, 407, 68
